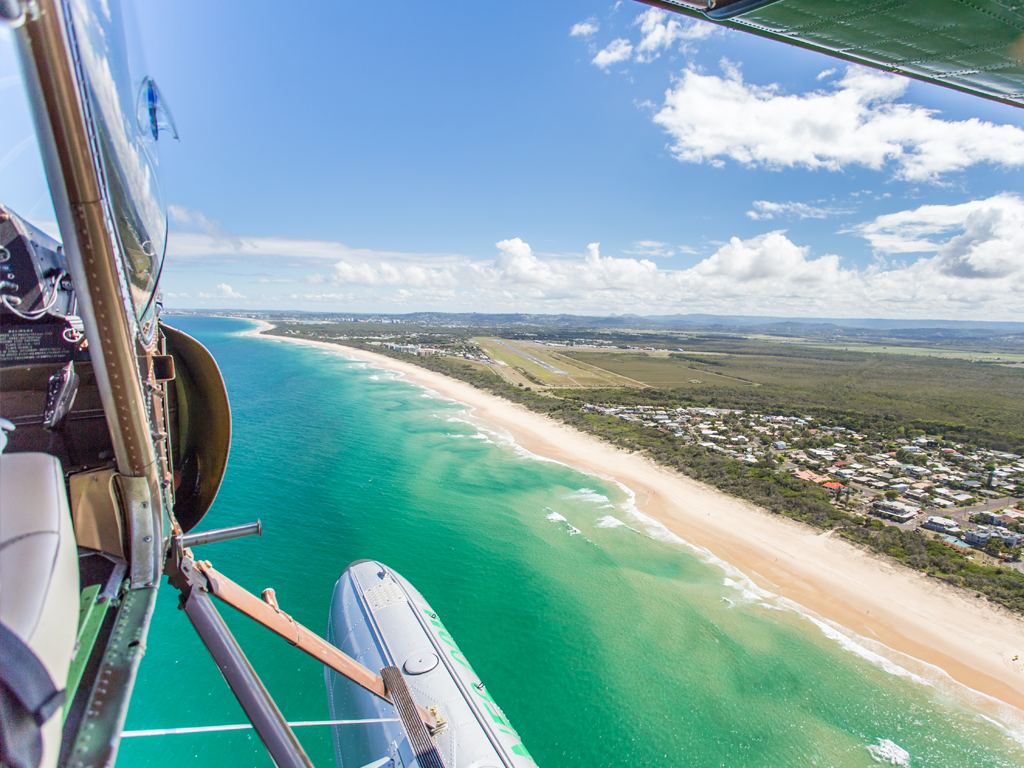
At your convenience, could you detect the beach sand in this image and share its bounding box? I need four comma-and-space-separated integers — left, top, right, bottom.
257, 326, 1024, 721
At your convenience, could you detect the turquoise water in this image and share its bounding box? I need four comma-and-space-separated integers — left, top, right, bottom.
120, 317, 1024, 767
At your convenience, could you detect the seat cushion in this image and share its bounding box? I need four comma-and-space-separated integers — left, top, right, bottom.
1, 452, 80, 768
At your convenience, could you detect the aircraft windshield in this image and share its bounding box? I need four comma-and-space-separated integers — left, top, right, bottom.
67, 0, 168, 345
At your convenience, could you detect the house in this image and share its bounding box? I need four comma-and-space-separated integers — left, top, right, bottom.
965, 528, 994, 547
922, 516, 961, 535
873, 500, 920, 522
967, 526, 1024, 548
793, 469, 829, 484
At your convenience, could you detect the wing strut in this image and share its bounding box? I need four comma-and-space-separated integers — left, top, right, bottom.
166, 523, 443, 765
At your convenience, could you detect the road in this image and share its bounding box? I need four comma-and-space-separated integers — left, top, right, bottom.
943, 496, 1022, 526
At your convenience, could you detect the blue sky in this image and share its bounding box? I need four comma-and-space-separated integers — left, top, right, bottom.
3, 0, 1024, 319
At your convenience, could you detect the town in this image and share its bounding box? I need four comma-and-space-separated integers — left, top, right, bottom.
582, 401, 1024, 562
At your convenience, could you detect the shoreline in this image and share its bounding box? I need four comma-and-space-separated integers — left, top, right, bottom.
256, 327, 1024, 724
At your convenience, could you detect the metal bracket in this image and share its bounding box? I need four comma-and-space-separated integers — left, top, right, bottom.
115, 474, 159, 588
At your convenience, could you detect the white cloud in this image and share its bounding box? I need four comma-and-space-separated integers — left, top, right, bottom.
816, 68, 836, 81
162, 202, 1024, 318
746, 200, 851, 220
198, 283, 246, 299
592, 39, 633, 70
633, 7, 715, 62
570, 18, 599, 37
692, 231, 843, 286
625, 240, 675, 257
652, 63, 1024, 181
166, 227, 464, 268
852, 194, 1024, 279
582, 9, 715, 70
330, 260, 459, 288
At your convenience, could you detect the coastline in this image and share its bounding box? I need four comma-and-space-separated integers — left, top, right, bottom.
256, 326, 1024, 723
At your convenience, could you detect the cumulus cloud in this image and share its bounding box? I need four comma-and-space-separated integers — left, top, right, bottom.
693, 231, 844, 286
570, 18, 599, 37
746, 200, 852, 220
341, 223, 1020, 316
633, 7, 715, 62
592, 39, 633, 70
581, 8, 715, 69
162, 199, 1024, 318
652, 63, 1024, 181
198, 283, 246, 299
853, 194, 1024, 280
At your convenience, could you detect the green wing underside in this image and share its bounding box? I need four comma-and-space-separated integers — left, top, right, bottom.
643, 0, 1024, 108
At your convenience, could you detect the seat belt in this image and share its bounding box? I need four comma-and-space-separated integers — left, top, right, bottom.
0, 623, 66, 768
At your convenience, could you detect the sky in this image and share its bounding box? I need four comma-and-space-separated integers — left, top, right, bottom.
3, 0, 1024, 320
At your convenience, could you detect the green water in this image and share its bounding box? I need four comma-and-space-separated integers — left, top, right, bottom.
120, 317, 1024, 767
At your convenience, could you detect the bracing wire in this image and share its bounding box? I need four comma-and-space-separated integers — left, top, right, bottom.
121, 719, 401, 737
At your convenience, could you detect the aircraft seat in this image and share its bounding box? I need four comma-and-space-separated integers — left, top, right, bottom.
1, 452, 80, 768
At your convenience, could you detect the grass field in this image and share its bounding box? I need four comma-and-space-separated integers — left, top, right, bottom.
564, 342, 1024, 446
745, 337, 1024, 364
561, 351, 753, 389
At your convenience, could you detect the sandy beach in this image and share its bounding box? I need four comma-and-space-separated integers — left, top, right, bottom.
256, 325, 1024, 722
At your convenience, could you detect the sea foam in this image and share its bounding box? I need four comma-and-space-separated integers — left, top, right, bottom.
546, 510, 582, 536
867, 739, 910, 765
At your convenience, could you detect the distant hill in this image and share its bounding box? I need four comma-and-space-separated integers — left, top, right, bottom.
632, 314, 1024, 332
166, 309, 1024, 339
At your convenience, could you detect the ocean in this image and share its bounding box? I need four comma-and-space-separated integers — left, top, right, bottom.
120, 316, 1024, 767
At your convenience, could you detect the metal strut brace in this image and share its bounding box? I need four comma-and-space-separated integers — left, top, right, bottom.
182, 588, 314, 768
174, 555, 439, 732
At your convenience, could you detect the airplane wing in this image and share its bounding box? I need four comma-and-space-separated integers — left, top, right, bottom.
640, 0, 1024, 108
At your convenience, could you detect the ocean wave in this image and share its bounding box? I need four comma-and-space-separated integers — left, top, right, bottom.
595, 515, 640, 533
721, 577, 776, 608
565, 488, 612, 505
545, 510, 583, 536
866, 738, 910, 765
446, 432, 492, 443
